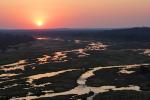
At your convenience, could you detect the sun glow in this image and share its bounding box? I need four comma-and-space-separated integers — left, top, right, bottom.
36, 21, 43, 27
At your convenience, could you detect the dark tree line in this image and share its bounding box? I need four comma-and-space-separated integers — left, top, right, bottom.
30, 27, 150, 42
68, 27, 150, 42
0, 33, 35, 51
0, 27, 150, 51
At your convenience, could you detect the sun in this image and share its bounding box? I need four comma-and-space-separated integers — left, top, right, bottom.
36, 21, 43, 27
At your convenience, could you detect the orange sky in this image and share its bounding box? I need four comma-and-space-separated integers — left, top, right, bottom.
0, 0, 150, 29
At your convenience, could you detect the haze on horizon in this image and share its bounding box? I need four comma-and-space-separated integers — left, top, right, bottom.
0, 0, 150, 29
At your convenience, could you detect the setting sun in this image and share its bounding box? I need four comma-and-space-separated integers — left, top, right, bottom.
36, 21, 43, 27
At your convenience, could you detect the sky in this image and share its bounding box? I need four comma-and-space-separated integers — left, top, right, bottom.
0, 0, 150, 29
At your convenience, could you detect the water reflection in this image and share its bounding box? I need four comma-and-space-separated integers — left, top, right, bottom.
35, 37, 49, 40
143, 49, 150, 56
27, 69, 77, 85
12, 63, 150, 100
0, 73, 17, 77
37, 55, 51, 64
0, 60, 27, 72
51, 52, 68, 62
86, 42, 108, 51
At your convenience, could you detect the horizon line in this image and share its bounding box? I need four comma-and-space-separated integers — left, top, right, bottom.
0, 26, 149, 31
